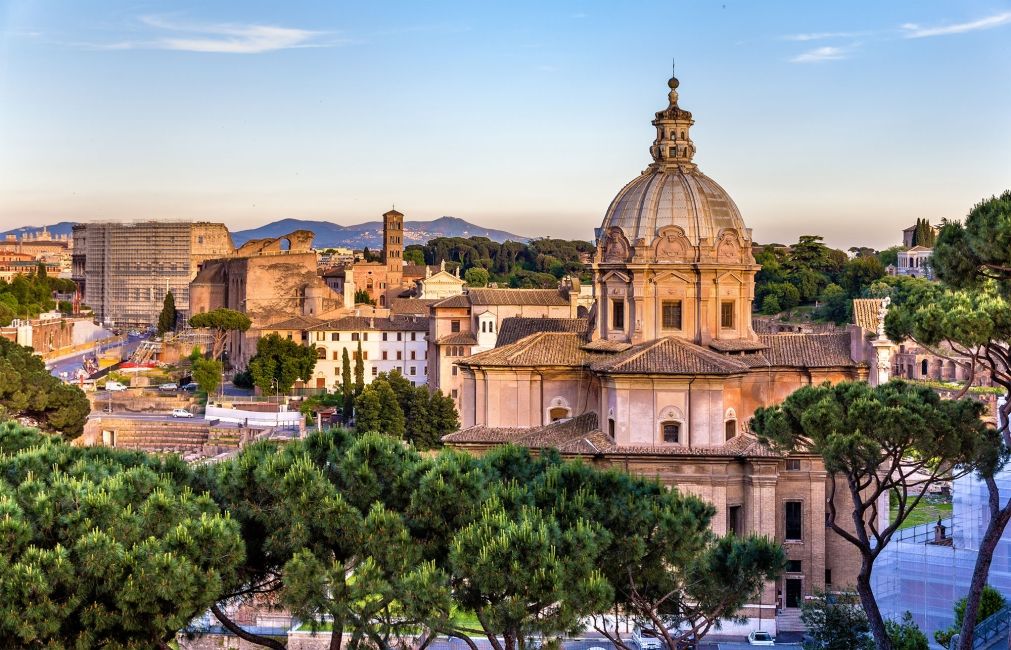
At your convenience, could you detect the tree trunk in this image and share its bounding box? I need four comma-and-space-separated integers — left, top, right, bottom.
856, 565, 892, 650
211, 603, 287, 650
958, 499, 1011, 649
503, 631, 515, 650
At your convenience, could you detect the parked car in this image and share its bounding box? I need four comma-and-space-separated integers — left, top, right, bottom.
159, 382, 179, 392
181, 382, 198, 392
632, 626, 696, 650
748, 631, 775, 646
105, 380, 127, 391
171, 408, 194, 418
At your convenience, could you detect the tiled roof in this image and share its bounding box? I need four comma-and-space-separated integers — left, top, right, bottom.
708, 338, 769, 352
403, 264, 442, 277
467, 288, 570, 306
852, 298, 882, 332
591, 337, 750, 375
737, 333, 855, 368
444, 411, 781, 458
581, 340, 634, 352
313, 315, 429, 332
390, 298, 439, 316
432, 295, 471, 309
437, 331, 478, 345
262, 315, 325, 331
460, 332, 609, 367
496, 317, 590, 347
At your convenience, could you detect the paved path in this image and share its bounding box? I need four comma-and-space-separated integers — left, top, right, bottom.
48, 332, 145, 379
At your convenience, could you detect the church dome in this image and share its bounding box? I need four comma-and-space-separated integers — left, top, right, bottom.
598, 73, 749, 253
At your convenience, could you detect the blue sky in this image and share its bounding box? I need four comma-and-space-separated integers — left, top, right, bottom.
1, 1, 1009, 249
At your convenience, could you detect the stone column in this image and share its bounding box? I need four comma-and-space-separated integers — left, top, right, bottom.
871, 338, 894, 386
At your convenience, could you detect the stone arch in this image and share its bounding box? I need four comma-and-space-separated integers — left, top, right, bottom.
724, 408, 738, 441
546, 396, 572, 422
279, 237, 292, 252
658, 405, 686, 445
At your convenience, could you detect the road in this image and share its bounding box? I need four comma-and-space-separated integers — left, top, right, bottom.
48, 332, 146, 380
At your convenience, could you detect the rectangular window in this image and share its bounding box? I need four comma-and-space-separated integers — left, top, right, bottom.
786, 459, 801, 471
721, 301, 735, 329
353, 351, 360, 361
316, 347, 326, 360
786, 560, 802, 573
382, 332, 388, 341
409, 366, 416, 375
352, 333, 359, 341
382, 351, 388, 360
410, 351, 416, 360
397, 332, 403, 341
411, 332, 417, 341
363, 333, 368, 341
452, 366, 458, 376
661, 300, 682, 330
332, 351, 339, 360
451, 320, 461, 333
612, 300, 625, 329
451, 389, 458, 399
725, 419, 736, 441
728, 505, 743, 536
396, 351, 402, 360
331, 332, 339, 341
371, 367, 378, 377
662, 422, 680, 443
785, 501, 803, 541
362, 351, 368, 360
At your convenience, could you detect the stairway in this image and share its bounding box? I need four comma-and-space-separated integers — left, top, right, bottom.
776, 608, 806, 633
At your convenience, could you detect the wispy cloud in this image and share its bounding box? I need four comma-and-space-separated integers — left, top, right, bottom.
101, 15, 344, 53
782, 31, 867, 42
789, 45, 852, 64
900, 11, 1011, 38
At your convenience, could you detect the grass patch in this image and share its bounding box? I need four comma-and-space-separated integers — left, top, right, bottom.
891, 497, 952, 529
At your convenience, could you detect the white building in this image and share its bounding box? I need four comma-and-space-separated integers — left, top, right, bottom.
894, 246, 934, 279
309, 315, 429, 389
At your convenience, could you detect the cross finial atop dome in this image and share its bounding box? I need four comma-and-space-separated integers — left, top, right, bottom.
649, 65, 696, 170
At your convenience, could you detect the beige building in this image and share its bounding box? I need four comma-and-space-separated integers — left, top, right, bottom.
415, 261, 466, 299
190, 230, 344, 365
0, 226, 73, 276
72, 221, 233, 326
445, 72, 878, 634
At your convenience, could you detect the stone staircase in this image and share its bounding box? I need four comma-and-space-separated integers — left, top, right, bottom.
776, 608, 806, 633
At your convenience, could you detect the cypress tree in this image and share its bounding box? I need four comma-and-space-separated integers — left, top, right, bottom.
157, 291, 177, 335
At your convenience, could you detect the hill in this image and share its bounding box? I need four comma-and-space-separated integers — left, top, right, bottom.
231, 216, 528, 249
0, 221, 76, 240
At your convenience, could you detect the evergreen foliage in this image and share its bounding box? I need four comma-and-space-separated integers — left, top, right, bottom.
354, 341, 365, 395
934, 586, 1006, 648
354, 289, 376, 306
0, 266, 76, 326
354, 379, 406, 438
188, 308, 251, 361
0, 422, 243, 648
156, 290, 177, 335
374, 370, 459, 449
247, 333, 317, 396
192, 356, 223, 395
0, 337, 90, 439
341, 347, 353, 420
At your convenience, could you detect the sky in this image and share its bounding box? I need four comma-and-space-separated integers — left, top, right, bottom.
1, 1, 1010, 250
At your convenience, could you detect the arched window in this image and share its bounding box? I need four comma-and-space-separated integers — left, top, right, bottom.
316, 347, 326, 360
921, 359, 929, 376
661, 421, 681, 443
549, 407, 570, 422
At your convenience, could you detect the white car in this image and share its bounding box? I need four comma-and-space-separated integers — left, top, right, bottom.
748, 630, 775, 646
159, 382, 179, 392
105, 380, 127, 391
171, 408, 194, 418
632, 626, 663, 650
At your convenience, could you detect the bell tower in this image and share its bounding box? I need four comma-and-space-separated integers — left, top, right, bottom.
383, 209, 404, 274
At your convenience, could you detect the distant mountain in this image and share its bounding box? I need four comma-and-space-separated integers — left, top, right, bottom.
0, 221, 76, 240
231, 217, 528, 249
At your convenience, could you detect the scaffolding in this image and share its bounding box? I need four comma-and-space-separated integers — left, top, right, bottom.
873, 468, 1011, 646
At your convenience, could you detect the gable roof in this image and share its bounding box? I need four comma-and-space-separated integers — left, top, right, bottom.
313, 315, 429, 332
591, 337, 750, 375
738, 333, 855, 368
496, 317, 590, 347
467, 288, 570, 306
262, 315, 325, 331
389, 298, 439, 316
461, 332, 608, 368
431, 294, 471, 309
852, 298, 882, 332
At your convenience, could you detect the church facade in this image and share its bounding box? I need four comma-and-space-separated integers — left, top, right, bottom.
445, 73, 880, 634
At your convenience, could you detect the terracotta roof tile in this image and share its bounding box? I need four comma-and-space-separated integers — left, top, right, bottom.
444, 411, 782, 458
461, 332, 609, 367
581, 340, 634, 352
591, 337, 750, 375
852, 298, 883, 333
389, 298, 439, 316
313, 315, 429, 332
467, 288, 570, 306
708, 339, 769, 352
437, 331, 478, 345
737, 333, 855, 368
262, 315, 325, 331
496, 317, 590, 346
432, 295, 471, 309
